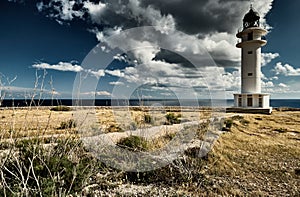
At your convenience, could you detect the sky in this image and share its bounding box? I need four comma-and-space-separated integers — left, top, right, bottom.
0, 0, 299, 100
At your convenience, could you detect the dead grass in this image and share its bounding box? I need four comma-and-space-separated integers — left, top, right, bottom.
1, 107, 299, 196
201, 111, 300, 196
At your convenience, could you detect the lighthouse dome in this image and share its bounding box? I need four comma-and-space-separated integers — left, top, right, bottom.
243, 7, 260, 29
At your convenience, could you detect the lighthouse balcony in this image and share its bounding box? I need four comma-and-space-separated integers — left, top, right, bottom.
236, 39, 267, 48
236, 27, 267, 38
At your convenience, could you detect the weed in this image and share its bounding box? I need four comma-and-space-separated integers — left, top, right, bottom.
274, 128, 288, 133
50, 105, 72, 111
241, 119, 250, 125
117, 135, 148, 151
58, 119, 76, 129
144, 114, 152, 124
106, 124, 124, 133
0, 138, 100, 196
222, 119, 234, 131
165, 113, 181, 125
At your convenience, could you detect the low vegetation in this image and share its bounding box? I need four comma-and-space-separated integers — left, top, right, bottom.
117, 135, 148, 151
143, 114, 152, 124
0, 138, 100, 196
106, 124, 124, 133
165, 112, 181, 125
0, 107, 299, 196
58, 119, 77, 129
50, 105, 72, 111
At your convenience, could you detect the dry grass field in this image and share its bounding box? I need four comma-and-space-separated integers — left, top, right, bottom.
0, 106, 299, 196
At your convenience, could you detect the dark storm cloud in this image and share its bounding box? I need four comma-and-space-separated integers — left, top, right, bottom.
140, 0, 249, 34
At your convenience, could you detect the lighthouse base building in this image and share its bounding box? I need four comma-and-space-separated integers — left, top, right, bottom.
227, 6, 272, 114
227, 93, 272, 114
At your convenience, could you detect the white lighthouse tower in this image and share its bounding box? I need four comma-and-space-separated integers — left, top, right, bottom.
228, 6, 272, 114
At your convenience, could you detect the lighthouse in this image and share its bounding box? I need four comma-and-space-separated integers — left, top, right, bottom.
228, 6, 272, 114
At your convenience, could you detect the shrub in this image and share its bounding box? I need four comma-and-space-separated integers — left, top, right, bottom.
165, 113, 181, 125
144, 114, 152, 124
50, 105, 72, 111
58, 119, 76, 129
106, 124, 124, 133
222, 119, 233, 131
117, 135, 148, 151
274, 128, 287, 133
240, 119, 250, 125
0, 138, 99, 196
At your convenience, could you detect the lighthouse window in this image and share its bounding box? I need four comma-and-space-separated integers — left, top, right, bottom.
247, 97, 253, 107
238, 98, 242, 107
248, 32, 253, 40
259, 97, 263, 107
248, 73, 253, 76
248, 51, 253, 54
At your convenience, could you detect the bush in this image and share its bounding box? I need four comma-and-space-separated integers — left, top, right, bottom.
0, 139, 99, 196
106, 124, 124, 133
274, 128, 287, 133
144, 114, 152, 124
165, 113, 181, 125
222, 119, 233, 131
240, 119, 250, 125
50, 105, 72, 111
117, 135, 148, 151
58, 119, 76, 129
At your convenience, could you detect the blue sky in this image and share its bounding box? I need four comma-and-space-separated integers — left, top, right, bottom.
0, 0, 299, 100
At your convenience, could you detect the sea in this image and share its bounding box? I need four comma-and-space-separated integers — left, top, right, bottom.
0, 99, 300, 108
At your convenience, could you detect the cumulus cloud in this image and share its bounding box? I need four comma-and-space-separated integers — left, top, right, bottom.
86, 69, 105, 79
274, 62, 300, 76
83, 1, 107, 23
278, 83, 288, 88
25, 0, 277, 98
262, 81, 274, 88
109, 81, 124, 86
31, 0, 275, 69
32, 62, 105, 78
261, 52, 279, 66
32, 62, 84, 72
36, 0, 84, 22
105, 70, 125, 77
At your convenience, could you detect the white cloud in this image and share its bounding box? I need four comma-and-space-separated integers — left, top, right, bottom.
32, 62, 105, 79
105, 70, 125, 77
31, 0, 275, 70
109, 81, 124, 86
203, 32, 240, 63
96, 91, 111, 96
36, 2, 44, 12
113, 54, 128, 62
86, 69, 105, 79
274, 62, 300, 76
0, 85, 61, 97
32, 62, 83, 72
278, 83, 288, 88
261, 53, 279, 66
262, 81, 274, 88
83, 1, 106, 23
26, 0, 280, 98
270, 76, 279, 80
